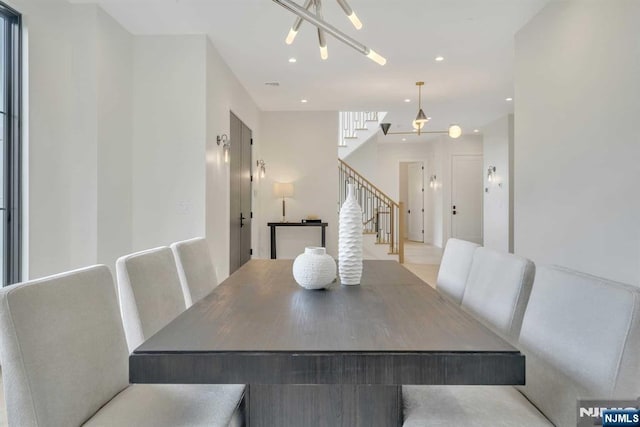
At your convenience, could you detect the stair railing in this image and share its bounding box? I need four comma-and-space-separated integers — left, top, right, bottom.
339, 111, 379, 147
338, 159, 405, 263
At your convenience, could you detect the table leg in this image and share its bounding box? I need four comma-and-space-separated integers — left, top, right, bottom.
270, 226, 276, 259
247, 384, 401, 427
321, 226, 326, 248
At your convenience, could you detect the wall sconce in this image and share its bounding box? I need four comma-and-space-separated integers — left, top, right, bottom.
217, 134, 230, 163
487, 166, 496, 183
256, 159, 266, 179
429, 175, 437, 189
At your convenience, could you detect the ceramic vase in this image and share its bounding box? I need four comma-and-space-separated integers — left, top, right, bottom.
292, 247, 337, 290
339, 184, 363, 285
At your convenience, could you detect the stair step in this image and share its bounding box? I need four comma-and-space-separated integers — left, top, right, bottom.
355, 127, 368, 131
343, 136, 358, 140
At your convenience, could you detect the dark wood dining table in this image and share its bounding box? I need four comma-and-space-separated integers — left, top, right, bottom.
130, 259, 524, 427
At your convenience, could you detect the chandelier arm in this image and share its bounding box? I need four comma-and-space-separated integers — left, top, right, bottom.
382, 130, 449, 136
273, 0, 385, 65
315, 0, 328, 57
335, 0, 353, 15
291, 0, 314, 31
335, 0, 362, 29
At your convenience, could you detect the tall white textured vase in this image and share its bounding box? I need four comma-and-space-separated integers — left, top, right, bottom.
339, 184, 363, 285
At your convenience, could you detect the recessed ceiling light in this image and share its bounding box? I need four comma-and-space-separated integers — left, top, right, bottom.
402, 138, 406, 141
473, 129, 479, 133
505, 97, 513, 102
301, 99, 308, 103
427, 117, 432, 120
288, 57, 297, 63
404, 98, 411, 103
435, 56, 445, 62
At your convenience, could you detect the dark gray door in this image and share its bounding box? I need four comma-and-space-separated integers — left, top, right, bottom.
229, 112, 252, 274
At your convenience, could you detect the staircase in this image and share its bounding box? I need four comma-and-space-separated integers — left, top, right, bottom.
338, 159, 405, 263
339, 111, 386, 158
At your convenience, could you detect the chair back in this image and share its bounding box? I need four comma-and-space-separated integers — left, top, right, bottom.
461, 247, 535, 342
171, 237, 217, 307
0, 266, 128, 427
436, 238, 480, 304
517, 265, 640, 426
116, 247, 186, 352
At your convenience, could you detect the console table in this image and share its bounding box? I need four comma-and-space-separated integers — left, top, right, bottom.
267, 222, 328, 259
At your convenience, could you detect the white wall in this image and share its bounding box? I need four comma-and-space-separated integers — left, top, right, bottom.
10, 0, 134, 278
344, 135, 377, 181
258, 112, 339, 259
205, 40, 261, 281
131, 36, 207, 252
482, 114, 513, 252
96, 7, 133, 268
514, 0, 640, 286
11, 1, 263, 280
12, 0, 82, 278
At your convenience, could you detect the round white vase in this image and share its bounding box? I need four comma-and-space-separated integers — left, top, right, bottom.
339, 184, 363, 285
292, 247, 337, 290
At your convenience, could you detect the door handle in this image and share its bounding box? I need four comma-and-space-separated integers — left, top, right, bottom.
240, 213, 246, 228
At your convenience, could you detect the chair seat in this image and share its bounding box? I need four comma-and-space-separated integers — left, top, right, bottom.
84, 384, 245, 427
402, 386, 552, 427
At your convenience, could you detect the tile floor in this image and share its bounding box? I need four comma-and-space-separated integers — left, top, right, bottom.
0, 242, 441, 425
402, 241, 443, 287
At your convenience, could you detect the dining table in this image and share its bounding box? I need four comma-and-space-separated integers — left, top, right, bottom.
130, 259, 525, 427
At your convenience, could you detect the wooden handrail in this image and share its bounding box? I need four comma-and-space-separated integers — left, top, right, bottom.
339, 159, 398, 208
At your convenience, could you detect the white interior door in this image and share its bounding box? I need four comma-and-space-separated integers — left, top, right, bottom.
451, 155, 483, 244
407, 162, 424, 242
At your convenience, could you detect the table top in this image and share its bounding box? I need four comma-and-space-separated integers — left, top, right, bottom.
267, 222, 328, 226
131, 260, 523, 385
135, 260, 516, 354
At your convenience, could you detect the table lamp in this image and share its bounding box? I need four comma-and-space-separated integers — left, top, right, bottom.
273, 182, 294, 222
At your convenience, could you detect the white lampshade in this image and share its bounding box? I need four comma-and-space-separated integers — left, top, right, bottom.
273, 182, 294, 198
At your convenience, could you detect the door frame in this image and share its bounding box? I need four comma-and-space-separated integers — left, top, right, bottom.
450, 154, 483, 243
406, 162, 424, 243
229, 111, 253, 275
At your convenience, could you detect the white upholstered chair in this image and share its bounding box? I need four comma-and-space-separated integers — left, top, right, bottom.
461, 247, 535, 342
171, 237, 218, 307
436, 238, 480, 303
0, 265, 245, 427
116, 247, 187, 352
403, 265, 640, 427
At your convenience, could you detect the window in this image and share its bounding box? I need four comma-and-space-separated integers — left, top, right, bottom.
0, 2, 21, 286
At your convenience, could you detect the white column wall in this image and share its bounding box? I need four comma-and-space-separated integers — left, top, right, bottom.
482, 114, 513, 252
514, 0, 640, 286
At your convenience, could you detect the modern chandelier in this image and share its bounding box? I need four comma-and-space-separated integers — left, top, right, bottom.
272, 0, 387, 65
380, 82, 462, 138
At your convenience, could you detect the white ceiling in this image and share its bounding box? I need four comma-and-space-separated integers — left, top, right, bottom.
72, 0, 548, 138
